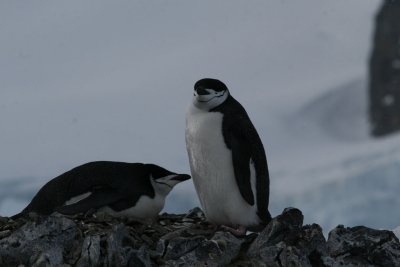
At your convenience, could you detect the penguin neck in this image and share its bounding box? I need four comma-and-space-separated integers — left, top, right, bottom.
151, 179, 172, 197
209, 95, 234, 113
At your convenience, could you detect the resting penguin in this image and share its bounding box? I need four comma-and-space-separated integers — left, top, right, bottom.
13, 161, 190, 221
185, 78, 271, 236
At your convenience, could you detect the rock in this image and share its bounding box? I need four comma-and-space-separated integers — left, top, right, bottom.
327, 225, 400, 267
185, 207, 205, 219
0, 230, 11, 239
164, 231, 243, 267
76, 235, 101, 267
127, 246, 152, 267
1, 207, 399, 266
249, 207, 304, 249
248, 208, 328, 267
0, 215, 77, 266
104, 224, 141, 267
0, 216, 9, 225
369, 1, 400, 136
163, 236, 205, 260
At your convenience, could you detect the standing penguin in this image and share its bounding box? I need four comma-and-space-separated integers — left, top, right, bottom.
185, 78, 271, 235
13, 161, 190, 221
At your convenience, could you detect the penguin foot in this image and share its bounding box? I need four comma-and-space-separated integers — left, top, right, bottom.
221, 224, 247, 237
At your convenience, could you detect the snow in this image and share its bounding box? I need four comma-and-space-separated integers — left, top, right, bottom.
2, 1, 397, 234
394, 226, 400, 239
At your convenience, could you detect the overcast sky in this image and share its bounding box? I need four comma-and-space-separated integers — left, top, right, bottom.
0, 1, 382, 217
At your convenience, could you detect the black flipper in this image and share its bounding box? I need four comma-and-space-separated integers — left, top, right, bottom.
230, 126, 254, 205
55, 188, 121, 215
230, 114, 270, 222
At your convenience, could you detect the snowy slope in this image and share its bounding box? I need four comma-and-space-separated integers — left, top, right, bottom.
2, 1, 396, 234
269, 78, 400, 232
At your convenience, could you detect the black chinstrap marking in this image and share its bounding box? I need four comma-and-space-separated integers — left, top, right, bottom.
197, 90, 227, 103
153, 180, 173, 189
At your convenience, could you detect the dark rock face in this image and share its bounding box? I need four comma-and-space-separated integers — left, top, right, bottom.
246, 208, 327, 267
1, 208, 400, 266
369, 1, 400, 137
0, 214, 77, 266
327, 225, 400, 267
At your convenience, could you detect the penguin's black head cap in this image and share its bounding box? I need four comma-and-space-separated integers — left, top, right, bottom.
194, 78, 228, 93
146, 164, 191, 190
193, 78, 230, 110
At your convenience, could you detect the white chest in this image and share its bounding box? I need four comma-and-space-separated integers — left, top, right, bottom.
185, 107, 228, 165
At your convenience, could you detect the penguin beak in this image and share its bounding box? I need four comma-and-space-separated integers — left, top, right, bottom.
171, 174, 191, 182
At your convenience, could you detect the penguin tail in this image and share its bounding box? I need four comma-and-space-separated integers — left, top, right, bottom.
265, 210, 272, 223
260, 209, 272, 224
249, 210, 272, 232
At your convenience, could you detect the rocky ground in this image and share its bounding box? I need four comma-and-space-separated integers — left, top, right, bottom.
0, 207, 399, 267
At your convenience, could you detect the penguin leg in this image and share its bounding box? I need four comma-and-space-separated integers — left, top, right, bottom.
221, 224, 247, 237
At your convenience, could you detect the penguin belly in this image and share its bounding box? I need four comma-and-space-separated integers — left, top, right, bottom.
98, 194, 165, 220
186, 107, 260, 226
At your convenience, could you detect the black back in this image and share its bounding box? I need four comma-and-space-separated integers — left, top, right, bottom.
211, 95, 271, 224
18, 161, 158, 216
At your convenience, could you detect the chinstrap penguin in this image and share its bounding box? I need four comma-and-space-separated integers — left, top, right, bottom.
13, 161, 191, 222
185, 78, 271, 236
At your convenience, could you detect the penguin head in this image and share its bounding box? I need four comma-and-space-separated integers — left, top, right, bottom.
193, 78, 229, 110
147, 164, 191, 195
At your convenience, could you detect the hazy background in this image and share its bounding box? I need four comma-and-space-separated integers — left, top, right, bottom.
3, 1, 397, 234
